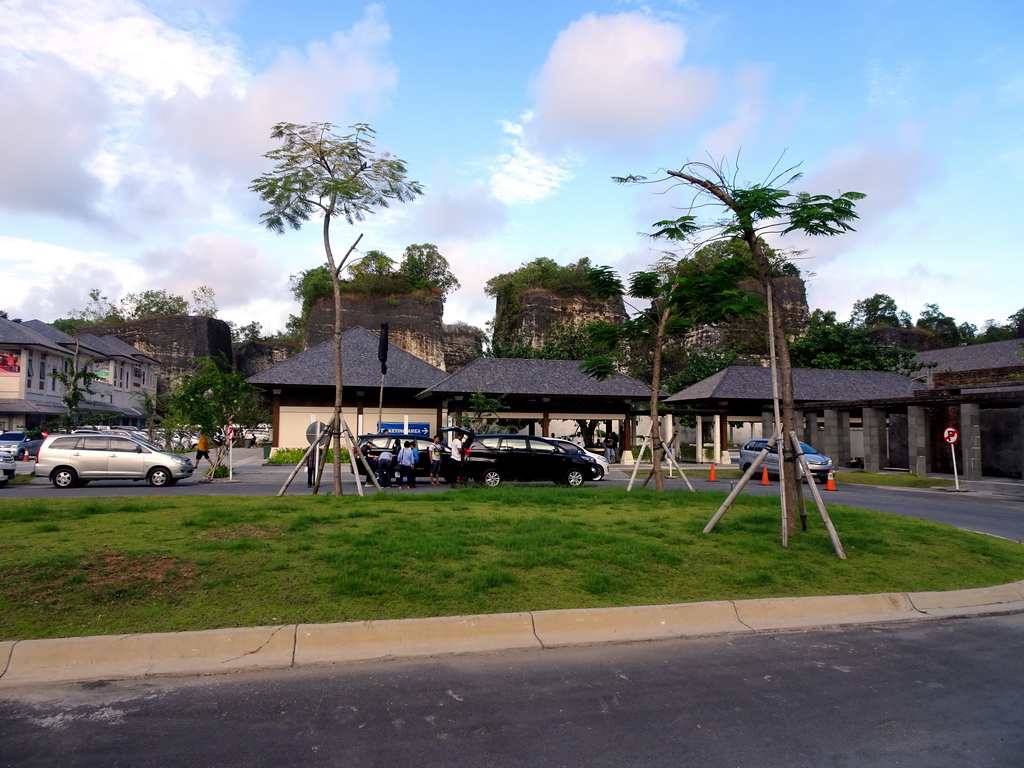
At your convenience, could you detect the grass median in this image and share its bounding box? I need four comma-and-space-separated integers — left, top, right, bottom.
1, 486, 1021, 641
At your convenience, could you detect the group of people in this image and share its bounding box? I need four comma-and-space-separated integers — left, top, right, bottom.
363, 432, 465, 490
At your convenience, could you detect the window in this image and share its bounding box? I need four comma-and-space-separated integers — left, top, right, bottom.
39, 354, 46, 390
82, 437, 108, 451
110, 437, 143, 453
528, 439, 557, 454
501, 437, 530, 452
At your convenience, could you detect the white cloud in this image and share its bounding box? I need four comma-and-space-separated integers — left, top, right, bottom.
529, 12, 717, 151
0, 55, 109, 220
148, 5, 398, 183
136, 232, 283, 310
490, 118, 576, 204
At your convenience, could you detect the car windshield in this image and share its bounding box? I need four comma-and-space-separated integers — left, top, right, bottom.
0, 432, 24, 441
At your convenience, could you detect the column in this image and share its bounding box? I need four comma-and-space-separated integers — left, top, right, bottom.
823, 409, 841, 462
907, 405, 928, 476
960, 403, 982, 481
696, 415, 705, 464
862, 407, 884, 473
761, 410, 775, 438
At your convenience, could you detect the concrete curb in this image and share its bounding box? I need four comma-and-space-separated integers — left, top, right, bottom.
2, 581, 1023, 689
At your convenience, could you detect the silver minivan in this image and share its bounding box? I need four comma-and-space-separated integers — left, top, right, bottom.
35, 433, 195, 488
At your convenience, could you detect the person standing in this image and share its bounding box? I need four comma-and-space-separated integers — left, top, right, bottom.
397, 441, 416, 489
450, 430, 465, 483
603, 435, 615, 463
428, 435, 443, 485
409, 441, 420, 488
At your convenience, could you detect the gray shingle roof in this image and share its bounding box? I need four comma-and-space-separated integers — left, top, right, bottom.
914, 339, 1024, 372
247, 326, 445, 389
0, 318, 66, 352
664, 366, 923, 404
418, 358, 652, 398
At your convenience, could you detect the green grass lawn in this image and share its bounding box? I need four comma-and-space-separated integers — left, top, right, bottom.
1, 486, 1020, 641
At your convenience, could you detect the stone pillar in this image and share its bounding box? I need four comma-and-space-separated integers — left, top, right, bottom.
1019, 406, 1024, 481
862, 407, 885, 473
761, 410, 775, 438
823, 410, 841, 461
696, 415, 706, 464
960, 403, 982, 481
907, 405, 929, 476
836, 411, 851, 467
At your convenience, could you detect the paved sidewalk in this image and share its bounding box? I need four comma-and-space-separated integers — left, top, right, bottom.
2, 580, 1022, 689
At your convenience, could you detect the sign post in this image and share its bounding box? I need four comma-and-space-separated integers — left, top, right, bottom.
226, 425, 235, 481
943, 426, 959, 491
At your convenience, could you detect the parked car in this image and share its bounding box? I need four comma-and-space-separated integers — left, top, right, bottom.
466, 433, 595, 487
35, 433, 195, 488
548, 438, 608, 480
738, 438, 834, 481
0, 451, 15, 487
0, 431, 34, 458
0, 433, 45, 460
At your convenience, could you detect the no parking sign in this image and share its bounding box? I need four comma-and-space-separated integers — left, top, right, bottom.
944, 426, 960, 490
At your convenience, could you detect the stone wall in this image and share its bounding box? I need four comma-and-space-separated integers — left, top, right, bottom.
92, 315, 232, 393
306, 291, 446, 369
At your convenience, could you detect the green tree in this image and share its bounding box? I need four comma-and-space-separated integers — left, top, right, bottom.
49, 341, 103, 430
916, 303, 975, 347
398, 243, 460, 298
347, 249, 395, 278
584, 258, 762, 490
616, 160, 863, 532
167, 357, 268, 473
791, 310, 918, 374
849, 293, 905, 329
251, 121, 422, 494
120, 289, 190, 318
662, 348, 742, 395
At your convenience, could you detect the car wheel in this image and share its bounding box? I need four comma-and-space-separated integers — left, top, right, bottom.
478, 468, 501, 487
591, 466, 605, 481
0, 479, 7, 488
563, 468, 586, 487
148, 467, 172, 487
52, 467, 78, 489
15, 449, 24, 461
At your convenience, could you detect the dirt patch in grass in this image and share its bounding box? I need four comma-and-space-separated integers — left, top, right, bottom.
5, 550, 196, 607
197, 524, 284, 542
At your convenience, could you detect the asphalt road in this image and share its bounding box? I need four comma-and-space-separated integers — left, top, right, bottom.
2, 613, 1022, 767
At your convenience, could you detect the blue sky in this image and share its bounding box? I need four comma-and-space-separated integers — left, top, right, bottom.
2, 0, 1022, 338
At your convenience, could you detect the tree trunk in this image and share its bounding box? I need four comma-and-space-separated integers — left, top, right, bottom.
324, 211, 344, 496
649, 305, 670, 491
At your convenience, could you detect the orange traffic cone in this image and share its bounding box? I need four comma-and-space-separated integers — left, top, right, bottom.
708, 463, 717, 482
760, 465, 770, 485
825, 470, 837, 491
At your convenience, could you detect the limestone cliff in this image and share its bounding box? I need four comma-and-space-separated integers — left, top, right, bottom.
91, 315, 232, 393
492, 288, 628, 351
305, 292, 446, 370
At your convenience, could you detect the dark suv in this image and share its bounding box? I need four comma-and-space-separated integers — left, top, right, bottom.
465, 433, 595, 487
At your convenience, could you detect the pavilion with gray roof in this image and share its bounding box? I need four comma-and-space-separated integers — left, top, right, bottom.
664, 342, 1024, 481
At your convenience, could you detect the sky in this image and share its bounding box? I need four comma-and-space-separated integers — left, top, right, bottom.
2, 0, 1023, 338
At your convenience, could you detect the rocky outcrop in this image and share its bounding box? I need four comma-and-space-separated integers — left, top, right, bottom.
444, 322, 486, 372
91, 315, 232, 393
306, 292, 446, 369
493, 288, 628, 350
868, 326, 946, 352
234, 340, 299, 378
685, 276, 808, 356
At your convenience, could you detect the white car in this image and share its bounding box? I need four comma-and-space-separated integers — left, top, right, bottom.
0, 451, 15, 487
549, 438, 609, 480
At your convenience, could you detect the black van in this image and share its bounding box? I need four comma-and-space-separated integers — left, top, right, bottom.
465, 433, 595, 487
